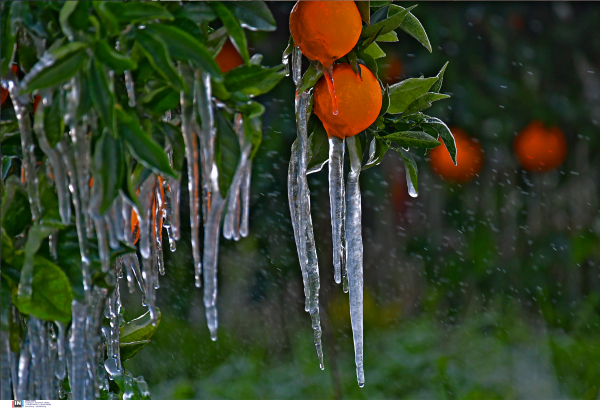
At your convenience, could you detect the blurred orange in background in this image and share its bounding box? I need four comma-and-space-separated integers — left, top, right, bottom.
429, 128, 484, 183
215, 39, 245, 73
1, 65, 19, 105
382, 54, 404, 85
514, 121, 567, 172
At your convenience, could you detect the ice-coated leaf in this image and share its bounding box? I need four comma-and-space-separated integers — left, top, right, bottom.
387, 77, 437, 114
430, 61, 449, 93
214, 109, 241, 196
380, 84, 390, 116
390, 5, 432, 53
393, 146, 419, 196
20, 44, 87, 93
12, 255, 72, 323
142, 24, 222, 80
94, 130, 125, 214
356, 1, 370, 25
210, 1, 249, 63
298, 63, 324, 93
422, 116, 457, 165
94, 40, 136, 74
361, 4, 416, 37
1, 176, 32, 237
224, 64, 286, 96
135, 28, 185, 91
307, 120, 329, 174
33, 90, 63, 148
105, 1, 173, 23
381, 131, 442, 149
224, 1, 276, 32
363, 136, 390, 170
138, 85, 179, 115
402, 92, 450, 117
376, 31, 399, 42
120, 340, 151, 362
121, 308, 161, 343
364, 42, 386, 60
88, 58, 114, 128
154, 122, 185, 173
116, 108, 177, 178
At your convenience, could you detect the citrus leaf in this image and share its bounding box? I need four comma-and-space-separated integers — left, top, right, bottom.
59, 1, 88, 40
298, 63, 323, 93
88, 58, 114, 128
364, 42, 386, 60
121, 308, 161, 343
34, 91, 64, 148
224, 64, 285, 95
391, 5, 432, 53
376, 31, 399, 42
154, 122, 185, 174
178, 2, 217, 24
356, 1, 370, 25
94, 130, 125, 214
307, 119, 329, 175
422, 116, 456, 165
138, 85, 179, 115
214, 108, 241, 196
387, 77, 437, 114
92, 1, 119, 36
380, 84, 390, 116
13, 255, 72, 323
381, 131, 441, 149
245, 115, 262, 160
210, 1, 249, 63
116, 108, 177, 178
20, 45, 87, 93
105, 1, 173, 23
142, 24, 222, 80
430, 61, 449, 93
1, 176, 31, 237
19, 223, 56, 301
1, 4, 16, 76
225, 1, 276, 32
361, 4, 416, 38
363, 135, 390, 170
94, 40, 136, 74
392, 146, 418, 196
134, 28, 185, 91
402, 93, 450, 117
121, 340, 151, 362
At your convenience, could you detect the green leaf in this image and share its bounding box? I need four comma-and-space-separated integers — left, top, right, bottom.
387, 77, 437, 114
376, 31, 399, 42
210, 1, 249, 63
381, 131, 441, 149
363, 135, 390, 170
134, 28, 185, 91
224, 64, 286, 95
19, 223, 56, 300
121, 340, 151, 362
138, 86, 179, 115
59, 1, 88, 39
13, 255, 72, 323
142, 24, 222, 80
393, 146, 418, 196
94, 40, 136, 74
364, 42, 386, 60
88, 58, 114, 129
178, 2, 217, 24
245, 116, 262, 161
94, 130, 125, 214
105, 1, 174, 23
282, 35, 294, 61
422, 116, 456, 165
356, 1, 370, 25
391, 5, 432, 53
120, 308, 161, 343
356, 51, 378, 76
225, 1, 276, 32
307, 120, 329, 174
361, 4, 416, 38
380, 84, 390, 116
33, 91, 64, 148
431, 61, 449, 93
154, 122, 185, 174
20, 44, 88, 93
54, 228, 85, 301
1, 4, 16, 76
297, 63, 324, 93
92, 1, 119, 36
116, 108, 177, 178
402, 93, 450, 117
214, 108, 241, 196
1, 176, 32, 237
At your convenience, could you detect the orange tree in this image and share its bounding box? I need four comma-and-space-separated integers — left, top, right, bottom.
0, 0, 284, 400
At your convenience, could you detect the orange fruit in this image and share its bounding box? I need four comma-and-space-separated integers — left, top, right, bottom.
1, 65, 19, 105
514, 121, 566, 172
313, 63, 382, 138
383, 56, 403, 85
429, 128, 484, 183
215, 39, 244, 73
289, 1, 362, 68
33, 95, 41, 113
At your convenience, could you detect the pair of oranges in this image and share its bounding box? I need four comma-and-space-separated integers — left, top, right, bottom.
429, 122, 567, 183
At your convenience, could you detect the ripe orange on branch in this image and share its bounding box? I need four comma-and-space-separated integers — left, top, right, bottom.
215, 39, 244, 73
513, 121, 566, 172
313, 63, 382, 139
289, 1, 362, 68
429, 128, 484, 183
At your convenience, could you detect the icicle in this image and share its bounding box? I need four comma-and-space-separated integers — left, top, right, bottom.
1, 331, 11, 400
28, 318, 43, 399
49, 232, 58, 260
406, 172, 418, 198
296, 91, 311, 312
69, 300, 87, 399
292, 47, 302, 86
136, 176, 158, 323
121, 195, 133, 246
89, 182, 111, 273
105, 212, 119, 250
323, 66, 338, 115
153, 183, 165, 276
16, 334, 31, 400
345, 136, 365, 387
328, 136, 346, 284
240, 161, 252, 238
124, 70, 136, 107
126, 253, 145, 295
54, 322, 67, 380
86, 287, 107, 400
203, 165, 226, 341
3, 73, 42, 221
112, 196, 125, 242
195, 70, 215, 226
179, 64, 203, 287
70, 123, 92, 238
167, 176, 181, 250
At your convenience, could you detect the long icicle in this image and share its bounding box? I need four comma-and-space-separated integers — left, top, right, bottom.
194, 70, 215, 225
137, 176, 159, 323
179, 64, 203, 287
328, 136, 346, 285
239, 160, 252, 238
69, 300, 88, 399
345, 135, 365, 387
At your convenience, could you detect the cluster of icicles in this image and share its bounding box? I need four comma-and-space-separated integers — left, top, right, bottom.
1, 60, 252, 398
286, 47, 366, 387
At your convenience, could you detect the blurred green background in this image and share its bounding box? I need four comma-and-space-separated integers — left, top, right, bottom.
121, 1, 600, 399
